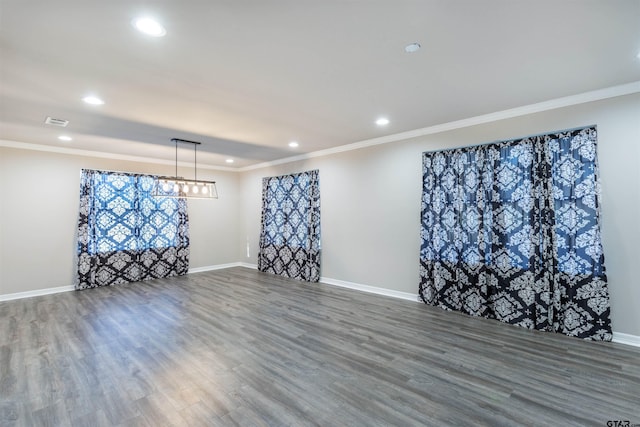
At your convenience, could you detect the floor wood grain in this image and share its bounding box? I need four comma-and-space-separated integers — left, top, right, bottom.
1, 267, 639, 426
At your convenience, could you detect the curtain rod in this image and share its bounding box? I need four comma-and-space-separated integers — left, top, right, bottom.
421, 124, 597, 154
79, 168, 157, 176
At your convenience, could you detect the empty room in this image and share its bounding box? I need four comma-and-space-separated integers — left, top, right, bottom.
1, 1, 639, 426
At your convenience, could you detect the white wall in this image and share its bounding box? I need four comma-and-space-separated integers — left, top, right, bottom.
240, 93, 640, 336
0, 147, 240, 295
1, 93, 638, 337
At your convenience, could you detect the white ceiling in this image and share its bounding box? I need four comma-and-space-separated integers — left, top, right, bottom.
1, 0, 639, 168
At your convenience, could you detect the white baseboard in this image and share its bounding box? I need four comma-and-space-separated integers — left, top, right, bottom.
320, 276, 419, 302
0, 285, 75, 302
612, 332, 640, 348
234, 269, 640, 349
3, 265, 638, 348
238, 262, 258, 269
228, 264, 418, 302
320, 276, 640, 348
188, 262, 245, 273
217, 264, 419, 302
0, 263, 253, 301
188, 262, 257, 273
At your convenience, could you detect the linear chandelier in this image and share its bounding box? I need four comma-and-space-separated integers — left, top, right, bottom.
153, 138, 218, 199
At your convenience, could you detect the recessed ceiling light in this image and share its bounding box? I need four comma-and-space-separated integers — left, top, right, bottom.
58, 135, 72, 141
288, 141, 299, 148
225, 159, 234, 164
375, 117, 390, 126
82, 96, 104, 105
133, 17, 166, 37
404, 42, 421, 53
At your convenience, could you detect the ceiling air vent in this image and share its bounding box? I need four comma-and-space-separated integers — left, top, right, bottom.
44, 116, 69, 127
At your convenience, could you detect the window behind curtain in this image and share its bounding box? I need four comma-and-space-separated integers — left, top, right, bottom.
76, 169, 189, 289
419, 126, 611, 341
258, 170, 321, 282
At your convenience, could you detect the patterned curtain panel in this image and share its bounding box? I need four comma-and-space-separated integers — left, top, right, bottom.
258, 170, 321, 282
419, 126, 611, 341
76, 169, 189, 290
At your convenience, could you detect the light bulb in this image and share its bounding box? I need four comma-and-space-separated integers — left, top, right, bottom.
173, 183, 179, 192
82, 96, 105, 105
404, 42, 421, 53
193, 185, 199, 194
133, 17, 166, 37
162, 182, 169, 191
183, 184, 189, 193
202, 185, 208, 194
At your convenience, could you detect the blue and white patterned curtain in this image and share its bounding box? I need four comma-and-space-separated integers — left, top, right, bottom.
76, 169, 189, 290
419, 126, 611, 341
258, 170, 321, 282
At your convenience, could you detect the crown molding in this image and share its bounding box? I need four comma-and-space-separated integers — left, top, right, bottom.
3, 81, 638, 173
0, 139, 237, 172
239, 80, 640, 172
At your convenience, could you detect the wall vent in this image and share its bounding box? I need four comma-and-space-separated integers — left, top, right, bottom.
44, 116, 69, 127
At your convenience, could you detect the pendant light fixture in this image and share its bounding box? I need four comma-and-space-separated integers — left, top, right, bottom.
153, 138, 218, 199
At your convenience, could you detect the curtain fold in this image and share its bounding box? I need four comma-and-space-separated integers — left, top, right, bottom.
419, 126, 611, 341
76, 169, 189, 290
258, 170, 321, 282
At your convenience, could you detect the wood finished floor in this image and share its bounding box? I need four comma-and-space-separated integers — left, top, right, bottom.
1, 267, 639, 427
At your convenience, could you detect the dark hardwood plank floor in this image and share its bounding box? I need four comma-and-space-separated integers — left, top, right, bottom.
1, 267, 639, 426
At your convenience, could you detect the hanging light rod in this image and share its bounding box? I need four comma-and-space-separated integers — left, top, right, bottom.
171, 138, 202, 145
153, 138, 218, 199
